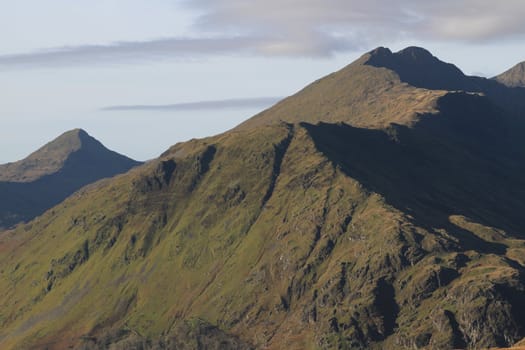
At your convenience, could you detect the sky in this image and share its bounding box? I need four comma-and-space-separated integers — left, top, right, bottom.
2, 0, 525, 163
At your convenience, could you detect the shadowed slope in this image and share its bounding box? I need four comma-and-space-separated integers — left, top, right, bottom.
304, 91, 525, 236
494, 62, 525, 88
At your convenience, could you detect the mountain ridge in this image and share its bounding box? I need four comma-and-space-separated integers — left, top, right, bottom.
237, 48, 446, 131
1, 47, 525, 349
239, 46, 525, 132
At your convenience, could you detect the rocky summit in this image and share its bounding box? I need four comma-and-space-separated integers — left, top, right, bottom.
1, 47, 525, 349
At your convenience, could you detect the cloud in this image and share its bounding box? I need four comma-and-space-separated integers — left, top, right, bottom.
101, 97, 282, 112
1, 0, 524, 67
186, 0, 525, 43
0, 35, 358, 68
0, 37, 267, 68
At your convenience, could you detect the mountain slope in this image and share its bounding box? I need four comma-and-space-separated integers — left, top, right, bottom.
494, 62, 525, 88
0, 129, 86, 183
240, 47, 525, 132
0, 129, 142, 228
1, 48, 525, 350
238, 48, 446, 131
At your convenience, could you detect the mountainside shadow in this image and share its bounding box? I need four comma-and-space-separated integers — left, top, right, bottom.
303, 92, 525, 243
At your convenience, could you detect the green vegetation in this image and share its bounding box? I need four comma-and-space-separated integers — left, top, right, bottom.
1, 47, 525, 349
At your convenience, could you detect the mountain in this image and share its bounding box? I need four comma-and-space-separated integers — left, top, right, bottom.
494, 62, 525, 88
240, 46, 525, 131
0, 129, 142, 228
1, 48, 525, 349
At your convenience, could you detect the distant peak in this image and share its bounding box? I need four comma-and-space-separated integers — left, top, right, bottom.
0, 128, 98, 182
494, 61, 525, 88
0, 128, 138, 183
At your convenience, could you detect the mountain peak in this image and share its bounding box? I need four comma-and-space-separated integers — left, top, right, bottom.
239, 46, 473, 131
0, 128, 128, 183
367, 46, 434, 62
45, 128, 87, 152
366, 46, 470, 90
66, 127, 88, 138
54, 128, 95, 147
0, 128, 142, 228
494, 61, 525, 87
366, 46, 436, 65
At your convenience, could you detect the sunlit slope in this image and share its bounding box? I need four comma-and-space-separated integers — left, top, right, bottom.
240, 47, 525, 132
1, 47, 525, 349
238, 50, 446, 131
494, 62, 525, 88
1, 105, 525, 348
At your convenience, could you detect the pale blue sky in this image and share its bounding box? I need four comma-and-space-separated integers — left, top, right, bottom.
2, 0, 525, 163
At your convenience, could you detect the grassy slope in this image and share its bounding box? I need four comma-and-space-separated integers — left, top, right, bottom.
237, 52, 446, 131
1, 50, 525, 349
1, 115, 525, 349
